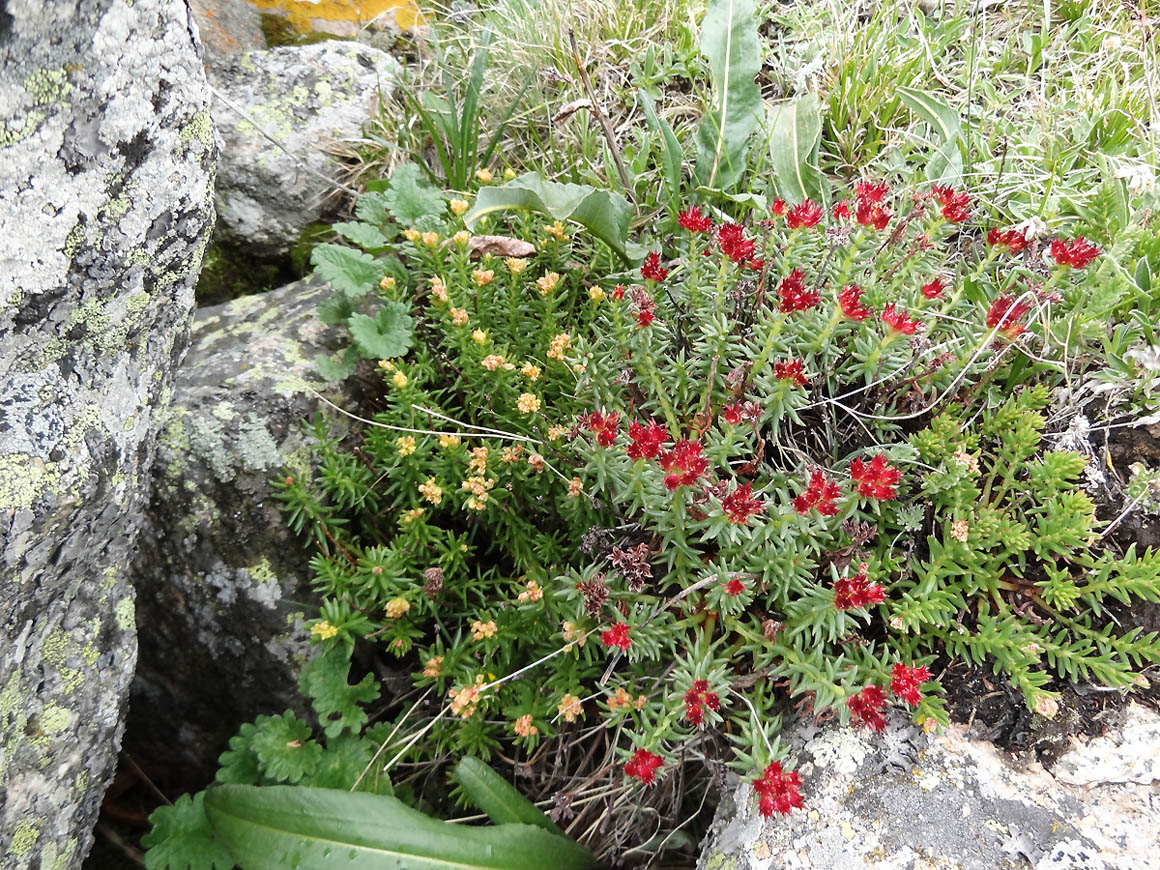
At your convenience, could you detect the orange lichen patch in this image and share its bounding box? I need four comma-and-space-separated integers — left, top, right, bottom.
248, 0, 425, 33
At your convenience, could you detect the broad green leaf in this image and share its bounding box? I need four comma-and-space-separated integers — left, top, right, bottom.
694, 0, 763, 190
318, 293, 356, 326
299, 646, 381, 738
1135, 257, 1151, 294
302, 733, 376, 791
454, 758, 564, 836
316, 347, 360, 382
354, 192, 389, 228
896, 87, 965, 183
216, 722, 261, 785
639, 91, 684, 208
311, 244, 382, 298
348, 301, 413, 360
383, 164, 446, 226
767, 94, 824, 205
204, 785, 595, 870
464, 172, 632, 262
333, 221, 388, 251
250, 712, 323, 784
143, 792, 235, 870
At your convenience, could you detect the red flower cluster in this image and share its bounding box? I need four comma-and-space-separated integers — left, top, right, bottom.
770, 197, 787, 216
793, 470, 841, 517
920, 277, 946, 299
624, 749, 663, 786
658, 439, 709, 490
582, 410, 620, 447
717, 223, 756, 264
778, 269, 820, 313
786, 197, 823, 229
627, 418, 668, 459
600, 622, 632, 650
1049, 236, 1101, 269
854, 181, 892, 230
611, 284, 626, 300
850, 453, 902, 499
931, 185, 971, 223
881, 302, 921, 336
724, 577, 747, 596
985, 293, 1032, 340
773, 358, 809, 386
986, 227, 1029, 253
833, 562, 885, 610
838, 284, 871, 321
722, 481, 764, 524
641, 252, 669, 282
752, 761, 804, 818
678, 206, 713, 233
721, 403, 743, 425
832, 200, 851, 220
683, 679, 721, 727
890, 663, 932, 707
847, 685, 888, 731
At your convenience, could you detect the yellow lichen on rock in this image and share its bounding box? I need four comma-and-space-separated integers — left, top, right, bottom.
248, 0, 424, 35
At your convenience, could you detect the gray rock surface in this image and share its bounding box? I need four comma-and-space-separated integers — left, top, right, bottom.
0, 1, 215, 866
697, 705, 1160, 870
210, 41, 401, 259
129, 276, 351, 778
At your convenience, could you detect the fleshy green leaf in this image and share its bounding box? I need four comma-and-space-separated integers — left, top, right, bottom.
299, 647, 381, 738
143, 792, 235, 870
383, 164, 446, 226
454, 757, 564, 836
311, 244, 382, 298
694, 0, 763, 190
333, 221, 388, 251
204, 785, 595, 870
464, 172, 632, 261
249, 713, 323, 785
767, 94, 825, 205
347, 301, 414, 360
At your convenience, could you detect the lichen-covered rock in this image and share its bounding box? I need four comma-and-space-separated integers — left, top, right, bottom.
697, 705, 1160, 870
210, 41, 401, 259
190, 0, 267, 70
0, 1, 215, 865
128, 276, 352, 779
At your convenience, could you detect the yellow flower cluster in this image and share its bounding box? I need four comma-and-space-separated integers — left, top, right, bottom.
439, 433, 462, 449
547, 424, 568, 440
423, 655, 443, 678
450, 308, 469, 326
505, 257, 528, 274
461, 475, 496, 511
449, 198, 469, 216
396, 435, 416, 456
557, 693, 583, 723
535, 271, 560, 296
481, 354, 511, 371
385, 597, 411, 619
516, 579, 543, 603
472, 329, 488, 344
418, 477, 443, 505
379, 276, 396, 291
472, 269, 494, 287
468, 447, 489, 474
401, 507, 424, 524
513, 714, 538, 737
520, 362, 541, 381
544, 221, 568, 241
475, 168, 493, 183
527, 453, 545, 473
567, 476, 583, 498
517, 393, 541, 414
403, 228, 420, 242
562, 621, 585, 650
588, 286, 605, 302
951, 519, 970, 542
547, 333, 571, 360
500, 446, 523, 463
452, 230, 471, 246
449, 674, 486, 718
430, 276, 449, 303
471, 619, 498, 641
310, 620, 338, 640
953, 449, 980, 474
392, 371, 408, 389
421, 231, 439, 248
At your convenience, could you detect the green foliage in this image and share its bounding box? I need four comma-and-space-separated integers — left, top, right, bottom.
694, 0, 764, 190
767, 94, 825, 205
142, 793, 235, 870
203, 784, 593, 870
464, 172, 634, 262
299, 646, 381, 738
